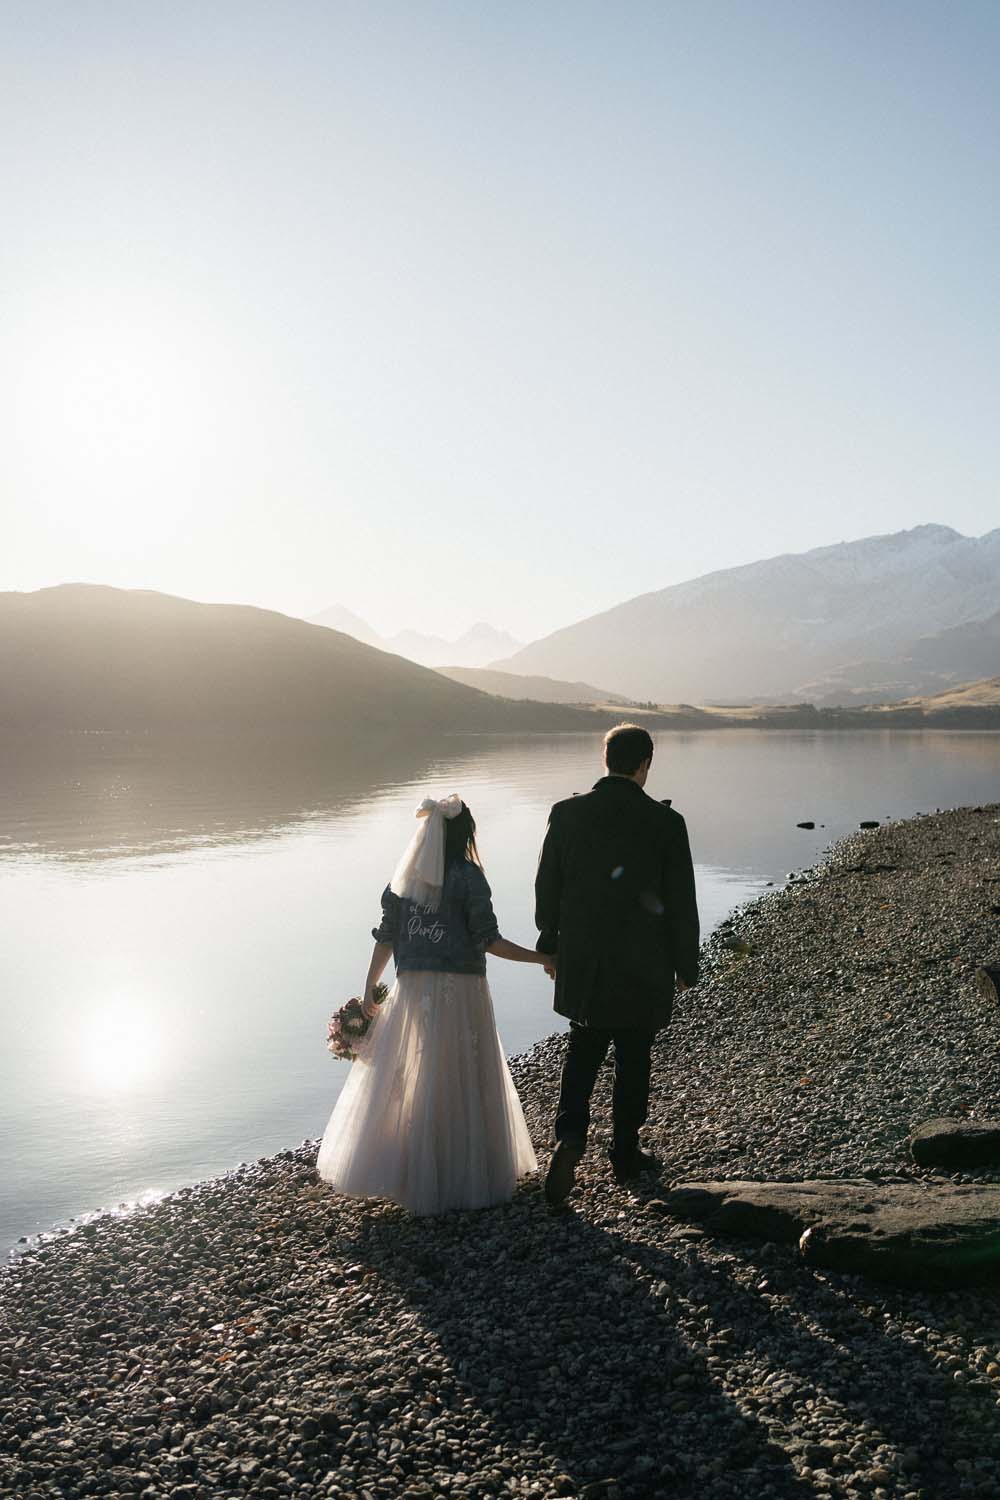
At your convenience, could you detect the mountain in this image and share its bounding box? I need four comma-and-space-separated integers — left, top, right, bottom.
440, 623, 524, 670
312, 608, 521, 669
798, 608, 1000, 703
310, 603, 382, 648
0, 585, 590, 737
493, 526, 1000, 704
437, 665, 629, 704
6, 583, 995, 742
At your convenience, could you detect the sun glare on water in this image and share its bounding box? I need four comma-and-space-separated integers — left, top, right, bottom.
75, 997, 171, 1094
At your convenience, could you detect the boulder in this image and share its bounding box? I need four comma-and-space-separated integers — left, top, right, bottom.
909, 1115, 1000, 1167
662, 1179, 1000, 1287
976, 966, 1000, 1002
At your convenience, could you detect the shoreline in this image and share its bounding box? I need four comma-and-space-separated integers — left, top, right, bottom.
4, 804, 1000, 1499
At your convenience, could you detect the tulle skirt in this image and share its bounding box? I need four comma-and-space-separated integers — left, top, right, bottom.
316, 969, 537, 1216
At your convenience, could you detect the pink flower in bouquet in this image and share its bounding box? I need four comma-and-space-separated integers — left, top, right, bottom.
327, 983, 389, 1061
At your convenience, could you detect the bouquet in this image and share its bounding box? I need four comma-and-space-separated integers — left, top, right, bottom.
327, 983, 389, 1061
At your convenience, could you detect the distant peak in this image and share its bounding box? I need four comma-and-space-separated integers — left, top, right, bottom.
803, 523, 965, 558
907, 523, 964, 539
457, 621, 519, 642
311, 603, 382, 644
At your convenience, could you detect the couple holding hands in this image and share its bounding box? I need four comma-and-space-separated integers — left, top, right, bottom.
317, 723, 699, 1214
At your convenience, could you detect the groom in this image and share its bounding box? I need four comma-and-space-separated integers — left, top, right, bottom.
535, 722, 700, 1206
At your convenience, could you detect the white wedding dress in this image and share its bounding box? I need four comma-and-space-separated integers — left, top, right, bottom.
317, 969, 537, 1215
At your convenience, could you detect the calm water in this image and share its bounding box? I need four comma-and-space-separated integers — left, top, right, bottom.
3, 728, 999, 1253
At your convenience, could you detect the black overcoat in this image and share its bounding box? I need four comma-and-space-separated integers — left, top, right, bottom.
534, 775, 699, 1030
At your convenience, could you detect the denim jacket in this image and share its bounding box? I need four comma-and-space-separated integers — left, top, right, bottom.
372, 860, 501, 977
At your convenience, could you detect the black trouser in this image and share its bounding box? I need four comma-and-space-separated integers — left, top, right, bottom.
554, 1022, 657, 1156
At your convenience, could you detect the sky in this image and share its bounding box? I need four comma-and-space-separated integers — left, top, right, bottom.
2, 1, 998, 642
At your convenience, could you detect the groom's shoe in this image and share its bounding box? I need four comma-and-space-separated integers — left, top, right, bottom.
609, 1146, 662, 1185
544, 1141, 584, 1207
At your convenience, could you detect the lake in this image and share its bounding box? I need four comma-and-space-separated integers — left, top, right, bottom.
3, 728, 1000, 1254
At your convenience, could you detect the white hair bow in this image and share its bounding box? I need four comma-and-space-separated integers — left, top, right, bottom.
389, 793, 465, 909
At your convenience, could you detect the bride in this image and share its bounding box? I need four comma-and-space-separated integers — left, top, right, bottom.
316, 794, 550, 1215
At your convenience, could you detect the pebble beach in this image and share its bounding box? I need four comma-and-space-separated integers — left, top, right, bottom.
3, 804, 1000, 1500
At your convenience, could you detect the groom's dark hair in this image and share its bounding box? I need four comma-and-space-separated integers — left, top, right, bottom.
604, 723, 654, 775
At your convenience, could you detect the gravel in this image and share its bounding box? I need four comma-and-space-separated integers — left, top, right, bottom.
3, 804, 1000, 1500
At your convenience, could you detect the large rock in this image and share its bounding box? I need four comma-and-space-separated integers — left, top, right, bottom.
909, 1116, 1000, 1167
976, 966, 1000, 1002
662, 1179, 1000, 1287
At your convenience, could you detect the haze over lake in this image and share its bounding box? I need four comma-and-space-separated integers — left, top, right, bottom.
3, 727, 1000, 1253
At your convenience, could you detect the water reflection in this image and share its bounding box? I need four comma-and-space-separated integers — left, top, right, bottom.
0, 731, 445, 862
2, 726, 998, 872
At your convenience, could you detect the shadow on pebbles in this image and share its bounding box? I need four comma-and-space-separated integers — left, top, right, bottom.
4, 805, 1000, 1499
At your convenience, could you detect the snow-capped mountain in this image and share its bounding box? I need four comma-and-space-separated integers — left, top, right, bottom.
311, 609, 521, 670
493, 525, 1000, 705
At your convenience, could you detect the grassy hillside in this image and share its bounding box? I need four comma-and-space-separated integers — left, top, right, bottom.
589, 680, 1000, 729
0, 586, 601, 737
864, 676, 1000, 725
886, 677, 1000, 711
710, 678, 1000, 727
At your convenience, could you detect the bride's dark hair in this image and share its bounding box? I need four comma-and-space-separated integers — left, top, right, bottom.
444, 802, 482, 869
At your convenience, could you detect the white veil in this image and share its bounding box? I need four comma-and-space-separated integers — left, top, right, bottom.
389, 793, 465, 910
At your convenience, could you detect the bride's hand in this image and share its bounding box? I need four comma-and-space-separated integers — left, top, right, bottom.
361, 989, 380, 1020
